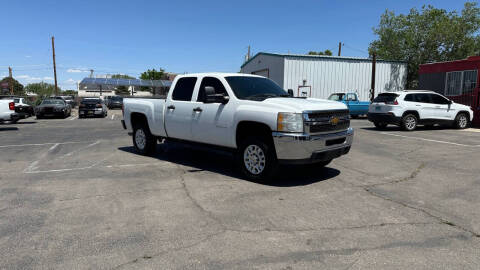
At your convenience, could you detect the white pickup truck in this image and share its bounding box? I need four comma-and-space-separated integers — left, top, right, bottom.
122, 73, 353, 181
0, 98, 20, 123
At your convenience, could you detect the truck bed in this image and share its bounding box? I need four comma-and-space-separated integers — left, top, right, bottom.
123, 97, 167, 137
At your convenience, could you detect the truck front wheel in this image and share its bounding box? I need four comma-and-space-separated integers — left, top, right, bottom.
133, 123, 157, 155
237, 137, 277, 182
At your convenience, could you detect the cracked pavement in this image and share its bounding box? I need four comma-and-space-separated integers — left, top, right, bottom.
1, 113, 480, 269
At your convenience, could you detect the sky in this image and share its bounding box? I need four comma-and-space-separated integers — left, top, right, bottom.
0, 0, 469, 90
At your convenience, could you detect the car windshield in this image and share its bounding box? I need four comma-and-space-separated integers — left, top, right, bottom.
111, 96, 123, 101
328, 94, 344, 101
42, 99, 64, 105
225, 76, 289, 100
373, 93, 398, 103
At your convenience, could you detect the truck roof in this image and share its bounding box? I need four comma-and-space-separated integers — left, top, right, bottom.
175, 72, 264, 79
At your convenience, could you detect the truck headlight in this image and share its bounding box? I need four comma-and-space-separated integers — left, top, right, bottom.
277, 112, 303, 133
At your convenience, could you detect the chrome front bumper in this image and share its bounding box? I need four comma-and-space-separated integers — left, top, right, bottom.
272, 128, 354, 163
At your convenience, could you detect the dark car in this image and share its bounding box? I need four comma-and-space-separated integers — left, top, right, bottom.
35, 99, 72, 119
78, 98, 108, 118
52, 96, 76, 108
107, 96, 123, 109
13, 97, 34, 118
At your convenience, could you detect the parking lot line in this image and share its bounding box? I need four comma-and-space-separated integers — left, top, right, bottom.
380, 132, 480, 147
111, 114, 115, 120
0, 141, 93, 148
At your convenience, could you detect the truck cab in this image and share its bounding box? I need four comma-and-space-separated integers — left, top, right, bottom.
328, 92, 370, 118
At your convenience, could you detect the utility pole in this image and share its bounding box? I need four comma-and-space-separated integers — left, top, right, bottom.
338, 42, 342, 56
247, 45, 251, 60
51, 36, 58, 96
8, 67, 13, 95
90, 69, 94, 78
370, 52, 376, 102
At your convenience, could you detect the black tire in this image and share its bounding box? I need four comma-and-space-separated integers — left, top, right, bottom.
454, 113, 470, 129
132, 122, 156, 155
237, 137, 278, 182
401, 114, 417, 131
374, 122, 388, 130
350, 115, 359, 119
36, 115, 42, 119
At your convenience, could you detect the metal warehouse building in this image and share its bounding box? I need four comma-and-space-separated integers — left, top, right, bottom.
240, 52, 407, 100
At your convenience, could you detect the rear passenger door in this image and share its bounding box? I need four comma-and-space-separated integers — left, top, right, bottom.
413, 93, 435, 119
164, 77, 198, 141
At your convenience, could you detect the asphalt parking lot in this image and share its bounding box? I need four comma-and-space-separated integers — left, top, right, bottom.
1, 112, 480, 269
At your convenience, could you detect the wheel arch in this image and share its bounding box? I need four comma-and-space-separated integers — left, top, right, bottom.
235, 121, 274, 149
456, 110, 471, 120
402, 110, 420, 119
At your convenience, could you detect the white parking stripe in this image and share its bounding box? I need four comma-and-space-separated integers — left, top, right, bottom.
111, 114, 115, 120
69, 116, 77, 120
380, 132, 480, 147
0, 141, 93, 148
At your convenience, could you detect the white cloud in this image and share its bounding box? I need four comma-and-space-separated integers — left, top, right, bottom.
25, 55, 32, 58
43, 76, 54, 81
15, 75, 44, 82
67, 68, 88, 73
65, 78, 78, 84
17, 75, 30, 79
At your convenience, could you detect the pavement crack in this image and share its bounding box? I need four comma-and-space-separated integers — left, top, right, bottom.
364, 187, 480, 238
364, 162, 425, 188
57, 187, 184, 202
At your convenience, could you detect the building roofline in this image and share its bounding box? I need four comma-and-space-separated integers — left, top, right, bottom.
240, 52, 407, 68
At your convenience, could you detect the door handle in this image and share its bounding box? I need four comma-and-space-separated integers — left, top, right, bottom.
193, 107, 203, 112
167, 105, 175, 110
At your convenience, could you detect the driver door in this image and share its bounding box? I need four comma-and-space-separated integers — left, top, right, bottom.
191, 76, 234, 147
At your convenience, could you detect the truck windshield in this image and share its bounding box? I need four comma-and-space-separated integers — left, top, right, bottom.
328, 94, 344, 101
225, 76, 289, 100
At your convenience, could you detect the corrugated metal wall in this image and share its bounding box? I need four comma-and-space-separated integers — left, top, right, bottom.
283, 57, 407, 100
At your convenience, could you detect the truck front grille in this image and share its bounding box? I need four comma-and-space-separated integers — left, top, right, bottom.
304, 110, 350, 134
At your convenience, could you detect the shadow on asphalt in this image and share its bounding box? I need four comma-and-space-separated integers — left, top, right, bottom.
15, 121, 37, 124
118, 143, 340, 187
361, 125, 452, 132
0, 127, 19, 131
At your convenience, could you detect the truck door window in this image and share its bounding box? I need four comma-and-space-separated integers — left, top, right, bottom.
346, 94, 357, 101
414, 94, 432, 104
172, 77, 197, 101
430, 94, 450, 105
197, 77, 228, 102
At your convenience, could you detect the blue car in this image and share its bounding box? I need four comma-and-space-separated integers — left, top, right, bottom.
328, 93, 370, 118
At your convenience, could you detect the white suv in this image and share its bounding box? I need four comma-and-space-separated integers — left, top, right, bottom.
367, 90, 474, 131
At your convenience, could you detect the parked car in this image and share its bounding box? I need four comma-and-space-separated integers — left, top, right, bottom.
328, 92, 370, 118
0, 99, 20, 123
52, 95, 76, 108
367, 90, 474, 131
78, 98, 108, 118
35, 99, 72, 119
122, 73, 354, 181
13, 97, 34, 118
107, 96, 123, 109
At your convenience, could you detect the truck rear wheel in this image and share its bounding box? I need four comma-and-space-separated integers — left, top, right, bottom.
133, 122, 157, 155
237, 137, 277, 182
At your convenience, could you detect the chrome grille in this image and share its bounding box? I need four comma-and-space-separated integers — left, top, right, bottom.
304, 110, 350, 134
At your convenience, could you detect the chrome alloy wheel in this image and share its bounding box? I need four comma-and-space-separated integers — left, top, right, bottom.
243, 145, 266, 175
459, 114, 468, 128
405, 116, 416, 130
135, 129, 146, 150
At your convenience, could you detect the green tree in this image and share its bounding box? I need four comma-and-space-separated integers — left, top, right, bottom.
0, 77, 24, 96
307, 50, 333, 56
369, 2, 480, 88
140, 68, 167, 93
24, 82, 59, 97
140, 68, 166, 80
62, 90, 77, 96
111, 74, 135, 79
115, 85, 130, 96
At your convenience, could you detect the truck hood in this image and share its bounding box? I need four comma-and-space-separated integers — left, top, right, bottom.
261, 97, 348, 112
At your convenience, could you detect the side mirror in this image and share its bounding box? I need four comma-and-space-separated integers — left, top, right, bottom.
205, 86, 229, 104
287, 89, 294, 97
449, 100, 453, 105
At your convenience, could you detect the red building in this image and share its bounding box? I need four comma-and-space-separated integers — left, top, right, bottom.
419, 56, 480, 126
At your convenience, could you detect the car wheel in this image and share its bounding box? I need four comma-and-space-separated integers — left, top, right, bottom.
401, 114, 417, 131
374, 122, 388, 130
237, 137, 277, 183
132, 122, 156, 155
454, 113, 469, 129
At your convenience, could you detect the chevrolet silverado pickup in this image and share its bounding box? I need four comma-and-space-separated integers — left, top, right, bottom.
122, 73, 353, 181
0, 98, 20, 123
